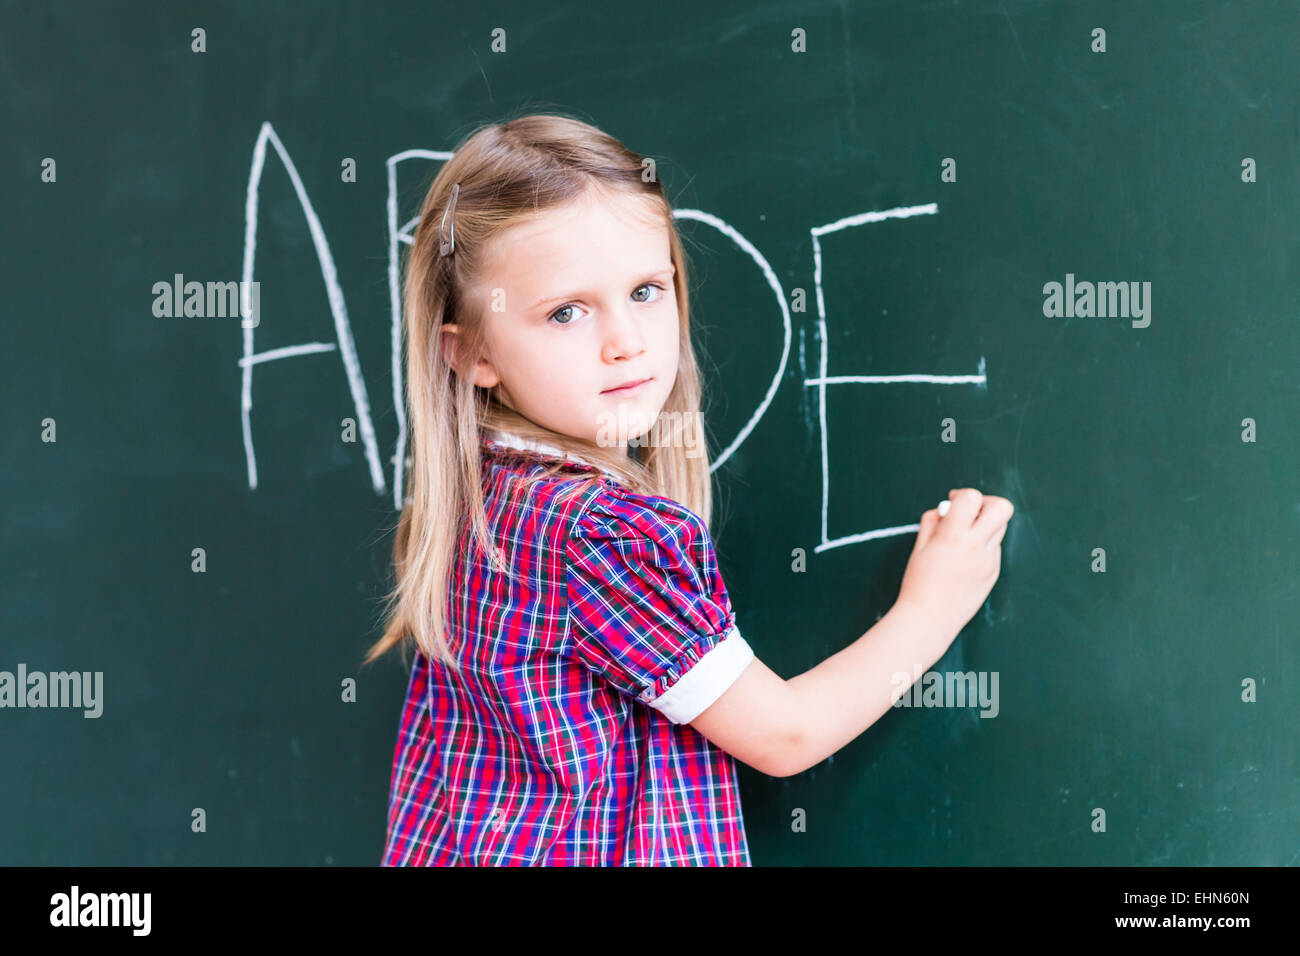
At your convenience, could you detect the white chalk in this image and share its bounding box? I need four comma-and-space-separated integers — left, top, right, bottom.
938, 500, 950, 517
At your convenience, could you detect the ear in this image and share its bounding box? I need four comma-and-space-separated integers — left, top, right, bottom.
441, 324, 501, 388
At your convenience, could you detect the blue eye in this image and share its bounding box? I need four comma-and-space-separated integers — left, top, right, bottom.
547, 282, 667, 326
631, 282, 665, 304
549, 304, 583, 325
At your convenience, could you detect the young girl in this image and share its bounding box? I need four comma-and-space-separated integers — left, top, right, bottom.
368, 113, 1014, 866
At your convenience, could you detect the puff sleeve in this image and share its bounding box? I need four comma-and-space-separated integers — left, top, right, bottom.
563, 485, 756, 724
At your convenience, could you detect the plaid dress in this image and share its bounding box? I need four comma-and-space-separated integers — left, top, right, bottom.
381, 430, 756, 865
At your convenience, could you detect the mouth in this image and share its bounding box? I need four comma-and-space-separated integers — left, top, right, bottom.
602, 376, 653, 395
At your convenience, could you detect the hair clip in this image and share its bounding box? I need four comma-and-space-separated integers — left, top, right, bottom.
439, 182, 460, 256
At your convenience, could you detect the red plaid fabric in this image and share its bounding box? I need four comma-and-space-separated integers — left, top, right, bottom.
381, 431, 755, 865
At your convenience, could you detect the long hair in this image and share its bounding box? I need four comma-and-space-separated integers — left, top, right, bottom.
362, 112, 714, 670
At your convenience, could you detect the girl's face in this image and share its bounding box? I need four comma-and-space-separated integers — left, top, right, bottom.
444, 187, 680, 453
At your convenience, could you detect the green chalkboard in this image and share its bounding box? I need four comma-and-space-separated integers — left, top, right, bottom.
3, 0, 1297, 865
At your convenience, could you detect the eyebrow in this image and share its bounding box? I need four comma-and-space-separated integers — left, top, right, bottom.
527, 266, 676, 313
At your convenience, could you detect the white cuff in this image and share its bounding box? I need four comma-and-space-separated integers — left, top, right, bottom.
645, 624, 755, 725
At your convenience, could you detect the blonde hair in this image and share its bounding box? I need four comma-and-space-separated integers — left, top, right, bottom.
362, 112, 717, 671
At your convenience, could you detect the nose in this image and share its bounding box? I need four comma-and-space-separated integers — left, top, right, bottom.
601, 300, 646, 363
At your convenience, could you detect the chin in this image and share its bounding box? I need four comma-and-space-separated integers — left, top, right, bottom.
595, 415, 652, 450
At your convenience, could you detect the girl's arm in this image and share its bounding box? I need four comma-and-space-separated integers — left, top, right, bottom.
690, 600, 951, 777
692, 489, 1012, 777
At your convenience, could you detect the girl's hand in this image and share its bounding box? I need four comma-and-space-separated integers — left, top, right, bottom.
894, 488, 1014, 655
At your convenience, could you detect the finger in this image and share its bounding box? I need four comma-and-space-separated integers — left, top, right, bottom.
914, 508, 940, 551
943, 488, 984, 531
974, 497, 1014, 546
